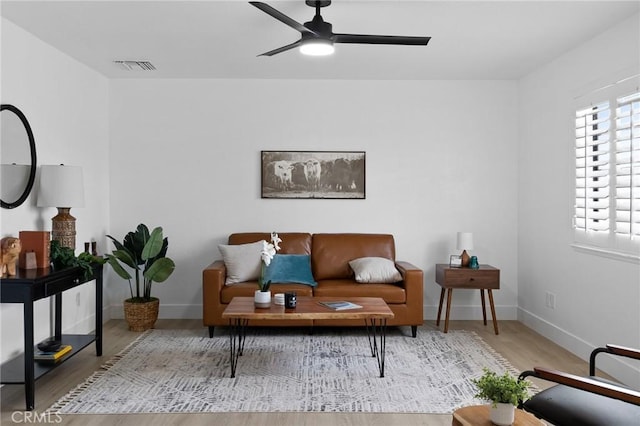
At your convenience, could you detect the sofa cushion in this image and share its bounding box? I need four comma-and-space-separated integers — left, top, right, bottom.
263, 254, 317, 286
229, 233, 312, 254
312, 234, 396, 280
349, 257, 402, 283
218, 241, 263, 285
313, 279, 406, 304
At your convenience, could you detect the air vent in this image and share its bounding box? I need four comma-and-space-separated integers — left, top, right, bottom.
114, 61, 156, 71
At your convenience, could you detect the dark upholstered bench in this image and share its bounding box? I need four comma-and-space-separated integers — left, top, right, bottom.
519, 344, 640, 426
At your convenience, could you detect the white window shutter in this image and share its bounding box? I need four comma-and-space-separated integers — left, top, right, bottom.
614, 91, 640, 237
575, 101, 611, 232
573, 72, 640, 258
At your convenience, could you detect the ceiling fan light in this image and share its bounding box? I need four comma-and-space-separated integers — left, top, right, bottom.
300, 40, 335, 56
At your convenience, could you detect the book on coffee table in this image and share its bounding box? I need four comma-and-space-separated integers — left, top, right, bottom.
318, 301, 363, 311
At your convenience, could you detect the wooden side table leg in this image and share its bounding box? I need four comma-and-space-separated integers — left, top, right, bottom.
487, 289, 499, 335
480, 289, 487, 326
444, 288, 453, 333
436, 288, 445, 326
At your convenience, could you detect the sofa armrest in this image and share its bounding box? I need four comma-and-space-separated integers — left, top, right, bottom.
203, 260, 226, 290
395, 260, 424, 312
203, 260, 226, 324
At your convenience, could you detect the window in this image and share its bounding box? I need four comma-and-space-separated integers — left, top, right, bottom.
615, 91, 640, 236
574, 76, 639, 258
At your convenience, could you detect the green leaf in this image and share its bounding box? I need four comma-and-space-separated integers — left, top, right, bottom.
112, 249, 137, 270
144, 258, 175, 283
106, 235, 126, 252
106, 223, 175, 299
472, 368, 529, 405
105, 255, 133, 280
123, 224, 150, 264
142, 227, 164, 261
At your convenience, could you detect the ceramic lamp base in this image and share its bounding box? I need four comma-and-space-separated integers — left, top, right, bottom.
52, 207, 76, 249
460, 250, 470, 267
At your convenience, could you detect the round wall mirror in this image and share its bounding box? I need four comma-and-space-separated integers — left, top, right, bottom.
1, 104, 37, 209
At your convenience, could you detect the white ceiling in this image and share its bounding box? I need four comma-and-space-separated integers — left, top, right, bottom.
2, 0, 638, 80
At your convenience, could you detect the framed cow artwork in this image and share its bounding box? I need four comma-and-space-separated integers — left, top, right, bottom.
261, 151, 365, 199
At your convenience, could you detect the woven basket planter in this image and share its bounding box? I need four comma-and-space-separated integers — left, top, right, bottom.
124, 298, 159, 332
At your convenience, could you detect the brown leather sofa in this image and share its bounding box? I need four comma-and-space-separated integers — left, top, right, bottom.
203, 232, 424, 337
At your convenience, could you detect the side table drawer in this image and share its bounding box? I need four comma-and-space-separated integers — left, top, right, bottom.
437, 266, 500, 289
45, 272, 84, 296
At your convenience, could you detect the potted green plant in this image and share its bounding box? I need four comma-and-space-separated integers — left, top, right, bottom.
472, 368, 530, 426
105, 224, 175, 331
50, 239, 105, 280
255, 232, 281, 308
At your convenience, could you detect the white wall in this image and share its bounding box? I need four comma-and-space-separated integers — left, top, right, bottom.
108, 79, 519, 322
518, 14, 640, 386
0, 19, 110, 363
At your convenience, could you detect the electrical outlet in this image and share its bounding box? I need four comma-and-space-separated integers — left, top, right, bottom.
76, 293, 81, 306
545, 292, 556, 309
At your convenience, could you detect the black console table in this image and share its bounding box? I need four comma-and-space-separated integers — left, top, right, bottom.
0, 264, 103, 410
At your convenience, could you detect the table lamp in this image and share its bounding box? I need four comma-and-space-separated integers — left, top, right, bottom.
456, 232, 474, 267
37, 164, 84, 250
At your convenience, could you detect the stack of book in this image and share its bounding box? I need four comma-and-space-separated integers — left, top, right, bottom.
34, 344, 72, 363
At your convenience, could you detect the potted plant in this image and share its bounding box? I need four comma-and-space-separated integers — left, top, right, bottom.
50, 239, 105, 280
255, 232, 281, 308
105, 224, 175, 331
472, 368, 530, 426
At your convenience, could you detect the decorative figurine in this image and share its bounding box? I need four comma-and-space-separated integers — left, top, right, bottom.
1, 237, 22, 276
469, 256, 479, 269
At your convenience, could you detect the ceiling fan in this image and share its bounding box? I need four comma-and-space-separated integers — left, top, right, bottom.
249, 1, 431, 57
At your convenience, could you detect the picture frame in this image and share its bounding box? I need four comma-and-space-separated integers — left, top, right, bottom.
449, 255, 462, 268
261, 151, 365, 199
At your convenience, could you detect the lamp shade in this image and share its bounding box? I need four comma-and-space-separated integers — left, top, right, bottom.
456, 232, 474, 251
37, 165, 85, 208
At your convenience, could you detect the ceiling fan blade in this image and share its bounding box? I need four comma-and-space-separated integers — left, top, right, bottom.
258, 40, 302, 57
250, 2, 318, 36
333, 33, 431, 46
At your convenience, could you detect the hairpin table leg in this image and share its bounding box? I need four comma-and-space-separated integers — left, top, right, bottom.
228, 318, 248, 378
365, 318, 388, 377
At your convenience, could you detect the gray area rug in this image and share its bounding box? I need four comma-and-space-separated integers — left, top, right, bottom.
49, 327, 522, 414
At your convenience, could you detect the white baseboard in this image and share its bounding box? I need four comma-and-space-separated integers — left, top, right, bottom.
518, 307, 640, 388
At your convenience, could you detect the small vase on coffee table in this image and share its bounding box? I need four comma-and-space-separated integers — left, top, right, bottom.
254, 290, 271, 308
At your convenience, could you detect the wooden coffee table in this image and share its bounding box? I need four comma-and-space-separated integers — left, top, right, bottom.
222, 296, 394, 378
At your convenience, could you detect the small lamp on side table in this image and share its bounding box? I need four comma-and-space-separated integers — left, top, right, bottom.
457, 232, 474, 267
37, 164, 85, 250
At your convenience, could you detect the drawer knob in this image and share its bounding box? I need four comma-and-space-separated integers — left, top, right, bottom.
469, 278, 475, 281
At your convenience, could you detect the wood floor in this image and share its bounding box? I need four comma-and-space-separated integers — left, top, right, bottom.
1, 319, 590, 426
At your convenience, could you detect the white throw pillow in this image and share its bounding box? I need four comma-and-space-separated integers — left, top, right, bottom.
218, 241, 264, 285
349, 257, 402, 283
